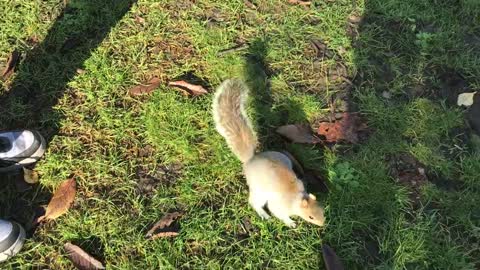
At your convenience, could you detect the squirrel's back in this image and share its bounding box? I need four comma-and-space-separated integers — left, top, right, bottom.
212, 79, 257, 163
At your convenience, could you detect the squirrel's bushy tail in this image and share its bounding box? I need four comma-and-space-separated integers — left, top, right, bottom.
213, 79, 257, 163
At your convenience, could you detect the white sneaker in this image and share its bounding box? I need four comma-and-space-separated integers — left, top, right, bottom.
0, 220, 26, 262
0, 130, 46, 172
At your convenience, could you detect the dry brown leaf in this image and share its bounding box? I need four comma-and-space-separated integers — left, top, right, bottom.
316, 113, 367, 144
64, 242, 105, 270
37, 178, 76, 223
310, 39, 334, 59
276, 124, 322, 144
288, 0, 311, 6
129, 77, 161, 96
168, 80, 208, 96
2, 49, 20, 78
151, 231, 179, 239
146, 212, 182, 238
322, 244, 345, 270
244, 0, 257, 9
23, 168, 39, 184
135, 15, 145, 25
347, 14, 362, 24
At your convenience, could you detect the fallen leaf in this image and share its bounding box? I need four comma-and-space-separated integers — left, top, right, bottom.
347, 14, 362, 24
146, 212, 182, 239
288, 0, 311, 6
322, 244, 345, 270
23, 168, 39, 184
2, 49, 20, 78
243, 0, 257, 9
457, 92, 476, 107
168, 80, 208, 96
36, 178, 76, 223
276, 124, 322, 144
316, 113, 367, 144
310, 39, 334, 59
151, 231, 179, 239
64, 242, 105, 270
135, 15, 145, 25
129, 77, 161, 96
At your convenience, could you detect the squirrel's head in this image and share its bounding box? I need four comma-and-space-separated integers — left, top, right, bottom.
297, 193, 325, 226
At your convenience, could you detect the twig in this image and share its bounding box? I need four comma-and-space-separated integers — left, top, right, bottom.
217, 44, 249, 56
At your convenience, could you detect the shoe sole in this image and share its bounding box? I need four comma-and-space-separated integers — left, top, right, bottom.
0, 132, 46, 173
0, 222, 26, 263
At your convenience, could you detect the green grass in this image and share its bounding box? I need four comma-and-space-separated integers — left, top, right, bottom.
1, 0, 479, 269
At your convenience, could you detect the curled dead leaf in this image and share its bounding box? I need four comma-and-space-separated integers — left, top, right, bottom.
64, 242, 105, 270
276, 124, 322, 144
36, 178, 76, 223
244, 0, 257, 9
146, 212, 182, 239
151, 231, 179, 239
23, 168, 39, 184
168, 80, 208, 96
129, 77, 161, 96
288, 0, 311, 6
348, 14, 362, 24
310, 39, 334, 60
2, 49, 20, 78
322, 244, 345, 270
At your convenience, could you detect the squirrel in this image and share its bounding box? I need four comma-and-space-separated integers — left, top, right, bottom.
212, 78, 325, 228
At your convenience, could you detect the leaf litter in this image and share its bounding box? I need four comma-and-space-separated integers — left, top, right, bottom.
322, 244, 345, 270
2, 49, 20, 79
145, 211, 183, 239
276, 124, 322, 144
36, 178, 76, 223
23, 168, 39, 184
129, 77, 161, 96
64, 242, 105, 270
168, 80, 208, 96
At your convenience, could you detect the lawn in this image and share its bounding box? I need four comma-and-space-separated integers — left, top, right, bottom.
1, 0, 479, 269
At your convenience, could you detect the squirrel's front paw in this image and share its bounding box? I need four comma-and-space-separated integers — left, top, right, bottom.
259, 213, 271, 219
286, 221, 296, 228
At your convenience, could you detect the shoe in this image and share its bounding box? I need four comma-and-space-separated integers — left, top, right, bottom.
0, 130, 46, 173
0, 220, 26, 262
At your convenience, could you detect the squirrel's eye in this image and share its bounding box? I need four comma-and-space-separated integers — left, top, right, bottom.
309, 216, 314, 219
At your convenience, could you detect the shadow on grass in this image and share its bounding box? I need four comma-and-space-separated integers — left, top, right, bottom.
0, 0, 136, 236
243, 38, 310, 150
321, 0, 480, 268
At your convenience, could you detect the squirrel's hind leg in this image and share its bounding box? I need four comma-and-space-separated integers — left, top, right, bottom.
248, 192, 270, 219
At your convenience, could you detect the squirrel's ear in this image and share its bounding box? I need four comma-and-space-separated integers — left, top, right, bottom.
301, 198, 309, 208
308, 193, 316, 201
